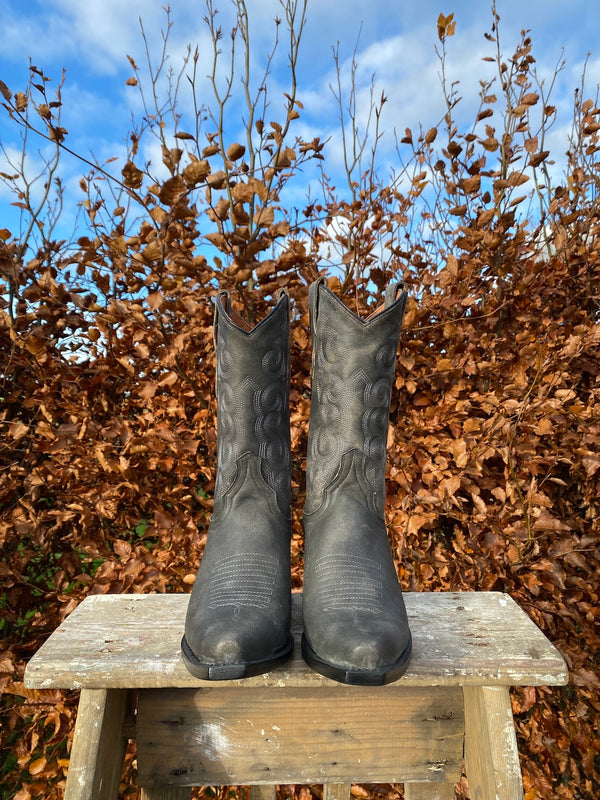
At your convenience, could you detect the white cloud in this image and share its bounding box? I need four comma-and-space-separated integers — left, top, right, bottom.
2, 0, 599, 246
44, 0, 165, 73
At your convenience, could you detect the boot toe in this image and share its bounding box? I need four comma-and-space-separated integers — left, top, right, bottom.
202, 632, 245, 665
302, 616, 412, 685
349, 642, 385, 671
182, 609, 293, 680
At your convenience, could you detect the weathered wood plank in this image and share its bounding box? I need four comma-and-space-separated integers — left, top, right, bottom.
140, 788, 191, 800
63, 688, 128, 800
464, 685, 524, 800
249, 786, 277, 800
136, 685, 464, 786
24, 592, 568, 690
322, 784, 351, 800
404, 783, 456, 800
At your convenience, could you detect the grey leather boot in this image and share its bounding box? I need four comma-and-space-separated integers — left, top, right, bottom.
302, 278, 412, 685
181, 289, 293, 679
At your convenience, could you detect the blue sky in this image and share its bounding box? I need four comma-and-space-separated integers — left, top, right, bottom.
1, 0, 599, 246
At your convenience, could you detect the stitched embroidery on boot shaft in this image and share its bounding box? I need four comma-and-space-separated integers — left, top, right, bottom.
313, 554, 383, 614
215, 332, 289, 504
208, 553, 277, 609
308, 329, 398, 503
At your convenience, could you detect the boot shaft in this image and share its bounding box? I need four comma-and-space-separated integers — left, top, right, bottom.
305, 279, 407, 517
182, 289, 293, 680
213, 290, 291, 516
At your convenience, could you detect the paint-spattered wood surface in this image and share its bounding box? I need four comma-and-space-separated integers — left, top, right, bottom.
24, 591, 568, 690
24, 592, 568, 800
136, 684, 465, 786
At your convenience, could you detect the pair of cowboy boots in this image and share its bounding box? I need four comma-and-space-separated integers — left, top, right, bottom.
181, 278, 412, 685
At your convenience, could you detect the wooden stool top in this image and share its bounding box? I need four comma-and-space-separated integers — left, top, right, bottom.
24, 591, 567, 690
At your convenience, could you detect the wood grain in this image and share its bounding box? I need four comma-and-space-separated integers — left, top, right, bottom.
136, 685, 464, 786
63, 688, 128, 800
249, 787, 277, 800
25, 591, 568, 800
322, 785, 351, 800
404, 783, 457, 800
140, 788, 191, 800
24, 592, 568, 690
463, 685, 524, 800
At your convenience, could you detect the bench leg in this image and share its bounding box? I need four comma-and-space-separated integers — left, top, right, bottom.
404, 783, 456, 799
140, 788, 191, 800
323, 785, 351, 800
64, 688, 128, 800
463, 685, 524, 800
249, 787, 277, 800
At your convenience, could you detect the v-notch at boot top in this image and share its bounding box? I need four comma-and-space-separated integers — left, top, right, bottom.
302, 278, 412, 685
182, 289, 293, 680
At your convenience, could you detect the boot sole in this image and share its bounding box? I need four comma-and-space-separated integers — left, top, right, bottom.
301, 633, 412, 686
180, 634, 294, 680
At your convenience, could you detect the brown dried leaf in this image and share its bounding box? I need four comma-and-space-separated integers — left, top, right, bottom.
529, 150, 550, 167
507, 171, 529, 187
226, 142, 246, 161
28, 757, 47, 776
182, 158, 210, 186
159, 175, 186, 205
253, 206, 275, 227
121, 160, 143, 189
206, 170, 227, 189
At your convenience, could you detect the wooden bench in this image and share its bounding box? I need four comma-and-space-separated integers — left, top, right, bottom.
24, 591, 567, 800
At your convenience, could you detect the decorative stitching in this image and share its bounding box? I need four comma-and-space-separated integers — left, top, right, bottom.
208, 553, 277, 609
313, 554, 383, 614
307, 320, 399, 516
214, 312, 289, 513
